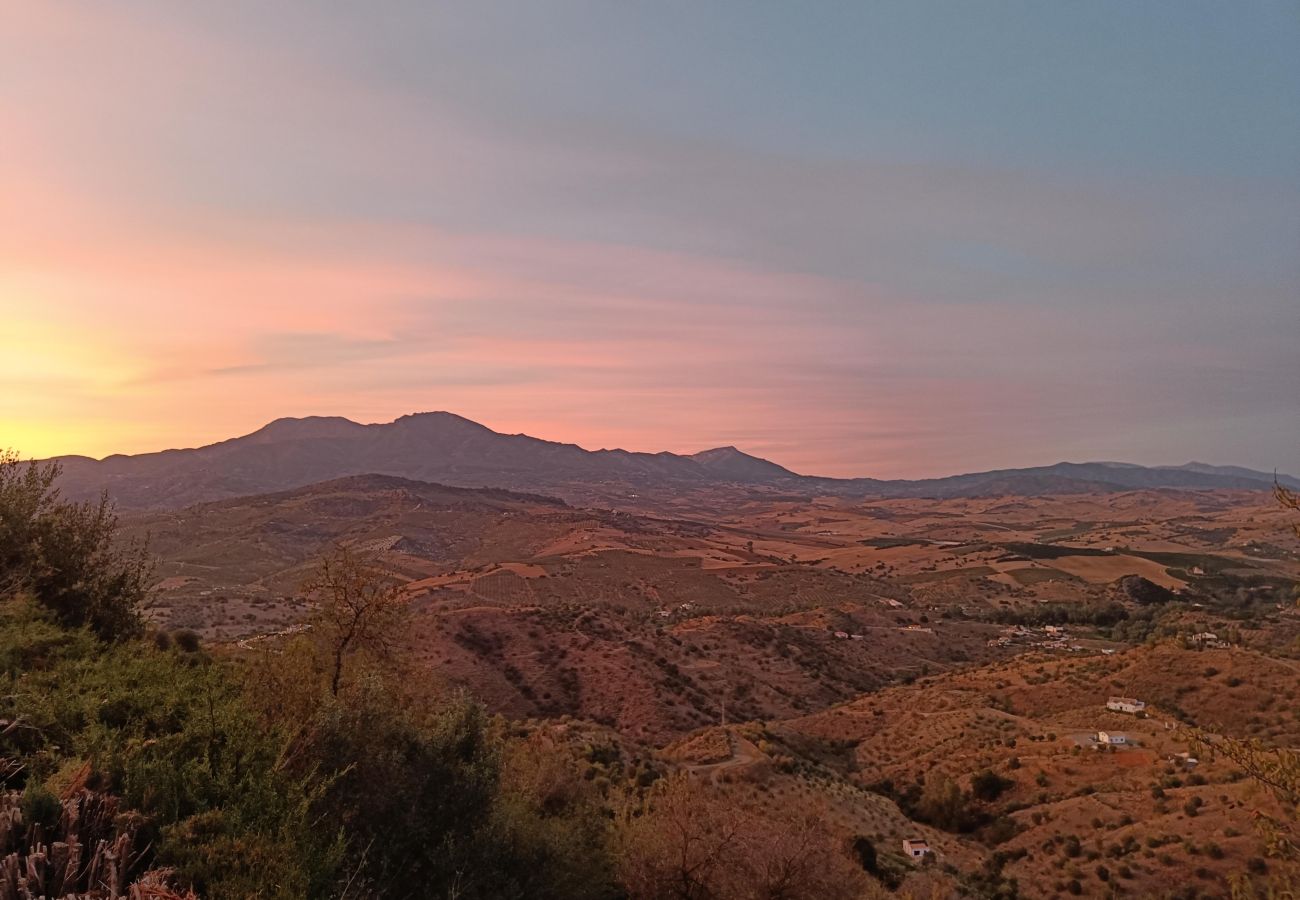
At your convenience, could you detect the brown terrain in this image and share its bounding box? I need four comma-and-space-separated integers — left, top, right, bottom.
91, 417, 1300, 898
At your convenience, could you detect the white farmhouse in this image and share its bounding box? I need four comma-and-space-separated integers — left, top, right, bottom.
1097, 731, 1127, 745
902, 839, 932, 859
1106, 697, 1146, 714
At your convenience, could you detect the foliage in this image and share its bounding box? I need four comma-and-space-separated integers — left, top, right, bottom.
0, 450, 148, 640
992, 601, 1130, 629
246, 609, 613, 898
1190, 729, 1299, 895
971, 769, 1015, 802
303, 545, 409, 696
615, 775, 877, 900
0, 598, 337, 897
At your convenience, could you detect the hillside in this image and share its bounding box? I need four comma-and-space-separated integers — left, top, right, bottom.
776, 642, 1300, 897
18, 455, 1298, 898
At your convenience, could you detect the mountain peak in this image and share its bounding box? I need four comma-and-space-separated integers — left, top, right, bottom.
244, 416, 364, 443
693, 445, 744, 458
393, 411, 493, 432
690, 446, 797, 482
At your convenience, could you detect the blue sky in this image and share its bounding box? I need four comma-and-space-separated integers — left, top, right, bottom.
2, 1, 1297, 475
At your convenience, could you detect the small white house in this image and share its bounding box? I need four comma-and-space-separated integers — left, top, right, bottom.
833, 631, 849, 639
902, 839, 932, 858
1097, 731, 1127, 745
1106, 697, 1146, 714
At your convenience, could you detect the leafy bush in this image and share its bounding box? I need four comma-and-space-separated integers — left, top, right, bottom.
971, 769, 1015, 802
0, 452, 148, 640
0, 599, 335, 897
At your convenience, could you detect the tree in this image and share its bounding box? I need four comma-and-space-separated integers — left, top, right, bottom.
1276, 481, 1300, 538
851, 835, 878, 875
616, 776, 876, 900
971, 769, 1015, 802
917, 774, 971, 831
0, 450, 148, 640
304, 545, 408, 696
1190, 732, 1297, 874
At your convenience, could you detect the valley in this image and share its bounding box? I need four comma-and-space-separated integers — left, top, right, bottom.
111, 446, 1300, 898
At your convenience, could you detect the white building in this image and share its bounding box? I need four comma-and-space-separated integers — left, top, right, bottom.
1106, 697, 1146, 714
1097, 731, 1127, 745
902, 839, 932, 859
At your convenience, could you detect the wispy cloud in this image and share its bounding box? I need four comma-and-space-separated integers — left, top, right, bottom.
2, 1, 1296, 475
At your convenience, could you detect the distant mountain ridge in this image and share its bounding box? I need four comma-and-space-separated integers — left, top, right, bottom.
45, 411, 1297, 510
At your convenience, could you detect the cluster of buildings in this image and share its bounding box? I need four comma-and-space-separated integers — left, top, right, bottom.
1105, 696, 1146, 714
655, 602, 695, 619
1190, 631, 1229, 649
988, 625, 1082, 652
832, 630, 866, 640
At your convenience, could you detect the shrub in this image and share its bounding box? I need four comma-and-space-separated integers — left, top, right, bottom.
20, 782, 62, 830
0, 452, 149, 641
172, 629, 202, 653
971, 769, 1014, 802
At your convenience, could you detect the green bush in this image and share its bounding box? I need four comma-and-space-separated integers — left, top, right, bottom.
20, 782, 62, 830
0, 600, 336, 897
971, 769, 1015, 802
0, 452, 148, 640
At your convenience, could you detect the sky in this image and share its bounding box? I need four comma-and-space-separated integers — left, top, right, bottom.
1, 1, 1297, 478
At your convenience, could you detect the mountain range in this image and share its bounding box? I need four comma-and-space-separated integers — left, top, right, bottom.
46, 411, 1297, 510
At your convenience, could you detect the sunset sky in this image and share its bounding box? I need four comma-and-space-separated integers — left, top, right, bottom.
2, 1, 1297, 478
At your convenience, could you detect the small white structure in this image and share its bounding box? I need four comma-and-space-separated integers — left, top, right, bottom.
850, 633, 865, 641
1106, 697, 1146, 714
1097, 731, 1127, 745
902, 838, 932, 859
833, 631, 849, 639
